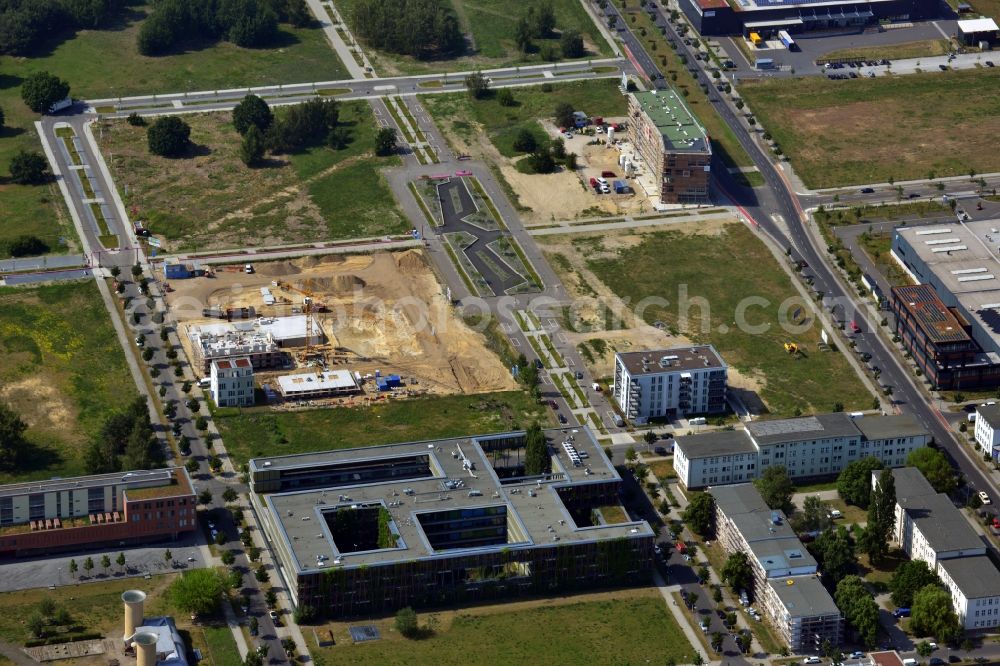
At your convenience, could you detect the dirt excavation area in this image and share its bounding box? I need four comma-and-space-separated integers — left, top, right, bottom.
164, 250, 517, 396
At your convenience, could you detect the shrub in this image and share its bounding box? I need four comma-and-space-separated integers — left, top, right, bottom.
147, 117, 191, 157
21, 72, 69, 113
9, 150, 49, 184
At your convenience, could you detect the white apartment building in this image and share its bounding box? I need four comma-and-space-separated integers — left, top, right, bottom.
711, 484, 842, 651
938, 556, 1000, 630
210, 357, 254, 408
974, 403, 1000, 460
675, 414, 929, 490
612, 346, 727, 424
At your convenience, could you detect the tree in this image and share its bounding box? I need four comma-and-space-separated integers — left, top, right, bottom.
553, 101, 575, 129
721, 551, 753, 594
514, 16, 533, 53
9, 149, 49, 185
147, 116, 191, 157
837, 456, 885, 508
186, 458, 200, 474
83, 556, 94, 577
350, 0, 463, 59
524, 423, 549, 475
531, 2, 556, 37
496, 88, 515, 107
0, 401, 30, 470
890, 560, 942, 607
513, 128, 537, 154
526, 149, 556, 174
682, 491, 715, 537
199, 489, 213, 505
464, 70, 490, 100
68, 559, 78, 578
169, 569, 224, 616
753, 465, 795, 512
710, 631, 724, 652
26, 612, 44, 639
265, 588, 278, 607
195, 416, 208, 431
836, 575, 879, 648
255, 564, 269, 583
116, 552, 126, 573
327, 126, 350, 149
39, 597, 56, 618
395, 606, 419, 638
232, 94, 273, 135
21, 71, 69, 113
100, 554, 111, 574
863, 468, 896, 564
812, 525, 856, 583
228, 568, 243, 590
374, 127, 397, 156
560, 29, 584, 58
7, 235, 50, 257
793, 495, 831, 534
911, 584, 961, 643
164, 549, 173, 566
244, 652, 263, 666
239, 125, 266, 166
223, 487, 239, 503
907, 448, 957, 494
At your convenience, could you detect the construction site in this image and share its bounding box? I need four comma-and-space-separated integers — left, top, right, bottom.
165, 251, 517, 406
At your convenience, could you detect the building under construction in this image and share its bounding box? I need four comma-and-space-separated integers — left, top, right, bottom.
249, 426, 654, 619
188, 315, 325, 374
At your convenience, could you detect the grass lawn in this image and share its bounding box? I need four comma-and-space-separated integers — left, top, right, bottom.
422, 79, 627, 156
823, 498, 867, 525
96, 103, 407, 251
215, 391, 551, 466
336, 0, 611, 75
580, 223, 872, 416
740, 68, 1000, 188
858, 548, 908, 586
857, 229, 915, 287
0, 280, 136, 483
819, 39, 949, 62
309, 588, 694, 666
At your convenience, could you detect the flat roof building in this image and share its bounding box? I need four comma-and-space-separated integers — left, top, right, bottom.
210, 357, 254, 408
613, 346, 727, 423
957, 17, 998, 44
974, 402, 1000, 460
188, 315, 325, 374
249, 427, 654, 618
0, 468, 196, 557
627, 91, 711, 204
276, 370, 360, 400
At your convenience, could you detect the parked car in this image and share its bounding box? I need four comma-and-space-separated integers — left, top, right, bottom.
589, 177, 599, 188
860, 187, 875, 194
938, 64, 949, 71
893, 607, 911, 618
654, 446, 668, 456
803, 658, 822, 664
601, 170, 617, 178
980, 491, 992, 505
558, 413, 567, 424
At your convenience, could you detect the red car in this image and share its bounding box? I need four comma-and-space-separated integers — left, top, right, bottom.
549, 400, 558, 410
601, 170, 617, 178
589, 177, 599, 188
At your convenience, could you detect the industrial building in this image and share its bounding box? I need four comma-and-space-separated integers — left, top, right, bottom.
612, 346, 727, 423
248, 427, 654, 618
879, 467, 1000, 630
123, 590, 188, 666
711, 484, 842, 651
188, 315, 324, 373
674, 413, 929, 489
891, 221, 1000, 389
627, 91, 711, 204
210, 357, 254, 408
277, 370, 360, 400
0, 468, 196, 557
680, 0, 937, 36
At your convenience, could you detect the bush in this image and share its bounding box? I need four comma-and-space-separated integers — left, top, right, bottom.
496, 89, 515, 107
512, 128, 537, 153
374, 127, 397, 156
5, 235, 49, 257
20, 71, 70, 114
195, 416, 208, 431
560, 29, 584, 58
147, 117, 191, 157
232, 94, 273, 136
9, 151, 49, 185
127, 113, 147, 127
395, 606, 419, 638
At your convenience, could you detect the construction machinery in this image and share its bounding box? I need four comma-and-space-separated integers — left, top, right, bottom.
783, 342, 798, 354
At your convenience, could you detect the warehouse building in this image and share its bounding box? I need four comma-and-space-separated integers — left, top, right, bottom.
0, 468, 196, 557
711, 484, 842, 651
674, 413, 929, 489
612, 346, 727, 423
627, 91, 711, 204
248, 427, 654, 618
891, 221, 1000, 389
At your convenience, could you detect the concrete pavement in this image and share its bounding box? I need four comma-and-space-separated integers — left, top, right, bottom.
303, 0, 367, 79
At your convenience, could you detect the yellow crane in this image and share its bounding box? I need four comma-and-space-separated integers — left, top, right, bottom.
784, 342, 798, 354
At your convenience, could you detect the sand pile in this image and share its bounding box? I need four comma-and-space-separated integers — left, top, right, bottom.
395, 249, 426, 274
304, 275, 367, 293
256, 261, 301, 277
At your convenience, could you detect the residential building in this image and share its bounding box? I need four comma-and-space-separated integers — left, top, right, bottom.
248, 427, 654, 618
711, 484, 842, 651
188, 315, 325, 374
974, 403, 1000, 460
674, 413, 929, 489
627, 91, 711, 204
0, 468, 196, 557
937, 556, 1000, 630
612, 346, 727, 423
210, 357, 254, 408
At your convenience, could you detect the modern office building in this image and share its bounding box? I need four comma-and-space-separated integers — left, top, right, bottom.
880, 467, 1000, 630
210, 357, 254, 408
627, 91, 711, 204
612, 346, 727, 423
674, 413, 929, 489
891, 221, 1000, 389
974, 402, 1000, 460
711, 484, 842, 651
0, 468, 196, 557
249, 427, 654, 618
680, 0, 937, 36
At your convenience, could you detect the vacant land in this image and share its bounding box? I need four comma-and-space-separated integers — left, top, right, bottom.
819, 39, 949, 62
309, 588, 693, 666
741, 69, 1000, 188
216, 391, 550, 465
337, 0, 610, 75
96, 103, 407, 251
539, 221, 872, 416
0, 281, 136, 483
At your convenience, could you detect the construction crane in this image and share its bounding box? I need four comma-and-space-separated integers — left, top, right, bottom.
275, 280, 328, 364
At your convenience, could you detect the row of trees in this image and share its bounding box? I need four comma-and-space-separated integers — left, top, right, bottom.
350, 0, 463, 60
84, 396, 162, 473
137, 0, 310, 56
0, 400, 32, 471
0, 0, 124, 55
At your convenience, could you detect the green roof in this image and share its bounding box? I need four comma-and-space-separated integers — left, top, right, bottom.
632, 90, 710, 154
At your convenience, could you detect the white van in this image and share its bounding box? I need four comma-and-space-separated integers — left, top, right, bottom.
902, 659, 918, 666
198, 377, 211, 389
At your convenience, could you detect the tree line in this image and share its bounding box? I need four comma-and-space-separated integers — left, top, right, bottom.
137, 0, 311, 56
349, 0, 464, 60
0, 0, 125, 55
85, 396, 162, 473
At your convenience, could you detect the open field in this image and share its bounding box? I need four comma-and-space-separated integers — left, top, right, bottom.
819, 39, 949, 62
216, 391, 550, 466
309, 587, 693, 666
0, 280, 136, 483
537, 220, 872, 416
741, 68, 1000, 188
422, 80, 634, 223
168, 251, 519, 396
336, 0, 611, 75
0, 575, 239, 664
96, 104, 407, 251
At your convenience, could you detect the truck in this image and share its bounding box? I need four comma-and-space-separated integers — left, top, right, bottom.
754, 58, 775, 70
778, 30, 797, 51
749, 32, 762, 46
47, 97, 73, 114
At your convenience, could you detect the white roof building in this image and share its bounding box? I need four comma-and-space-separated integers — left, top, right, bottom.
277, 370, 360, 399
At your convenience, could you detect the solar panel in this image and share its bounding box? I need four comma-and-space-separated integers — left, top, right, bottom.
349, 625, 381, 643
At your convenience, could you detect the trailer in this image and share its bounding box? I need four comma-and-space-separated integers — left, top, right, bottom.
754, 58, 775, 70
613, 179, 628, 194
47, 97, 72, 114
778, 30, 797, 51
164, 262, 192, 280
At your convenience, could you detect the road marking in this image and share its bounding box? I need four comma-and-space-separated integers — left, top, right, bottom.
510, 338, 521, 347
373, 85, 397, 91
172, 100, 184, 108
932, 21, 950, 39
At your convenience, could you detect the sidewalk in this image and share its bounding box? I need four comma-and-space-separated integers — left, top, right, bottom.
303, 0, 367, 79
